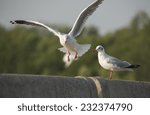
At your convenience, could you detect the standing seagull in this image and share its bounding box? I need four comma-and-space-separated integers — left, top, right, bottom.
95, 45, 140, 80
10, 0, 104, 64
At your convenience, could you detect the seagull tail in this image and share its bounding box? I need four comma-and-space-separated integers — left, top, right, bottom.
58, 44, 91, 56
126, 64, 140, 69
58, 44, 91, 67
77, 44, 91, 56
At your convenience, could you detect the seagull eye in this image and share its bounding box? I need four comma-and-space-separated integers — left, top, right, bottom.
99, 47, 103, 51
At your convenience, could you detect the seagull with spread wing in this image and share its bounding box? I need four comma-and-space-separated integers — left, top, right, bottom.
10, 0, 104, 65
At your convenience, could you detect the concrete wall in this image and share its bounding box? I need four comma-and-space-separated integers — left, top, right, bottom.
0, 74, 150, 98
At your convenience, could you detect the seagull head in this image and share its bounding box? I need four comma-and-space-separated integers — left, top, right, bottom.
95, 45, 105, 53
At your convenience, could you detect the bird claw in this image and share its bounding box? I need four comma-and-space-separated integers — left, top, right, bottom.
74, 51, 78, 60
74, 55, 78, 60
67, 51, 71, 62
67, 55, 70, 62
68, 58, 70, 62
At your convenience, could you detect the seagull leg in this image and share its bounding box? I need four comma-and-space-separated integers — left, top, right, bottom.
67, 51, 71, 62
109, 71, 113, 80
74, 50, 78, 60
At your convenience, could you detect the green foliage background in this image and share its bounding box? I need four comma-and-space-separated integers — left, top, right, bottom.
0, 11, 150, 81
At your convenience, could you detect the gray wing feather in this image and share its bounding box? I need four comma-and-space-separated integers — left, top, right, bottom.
69, 0, 104, 37
107, 57, 131, 68
10, 20, 60, 37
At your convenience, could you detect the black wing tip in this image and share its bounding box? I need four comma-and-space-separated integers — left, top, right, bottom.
10, 20, 26, 24
97, 0, 104, 4
126, 64, 140, 69
10, 20, 16, 24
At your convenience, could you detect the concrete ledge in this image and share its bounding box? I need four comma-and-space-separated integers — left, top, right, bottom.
0, 74, 98, 98
0, 74, 150, 98
98, 78, 150, 98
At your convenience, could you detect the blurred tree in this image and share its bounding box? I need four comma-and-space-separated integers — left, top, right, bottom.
130, 11, 150, 30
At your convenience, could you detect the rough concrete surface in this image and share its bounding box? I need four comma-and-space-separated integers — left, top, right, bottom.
98, 78, 150, 98
0, 74, 150, 98
0, 74, 98, 98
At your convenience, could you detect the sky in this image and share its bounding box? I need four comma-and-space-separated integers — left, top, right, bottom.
0, 0, 150, 34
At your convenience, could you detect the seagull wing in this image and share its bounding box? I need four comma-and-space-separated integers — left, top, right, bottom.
107, 56, 131, 68
10, 20, 60, 37
68, 0, 104, 38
